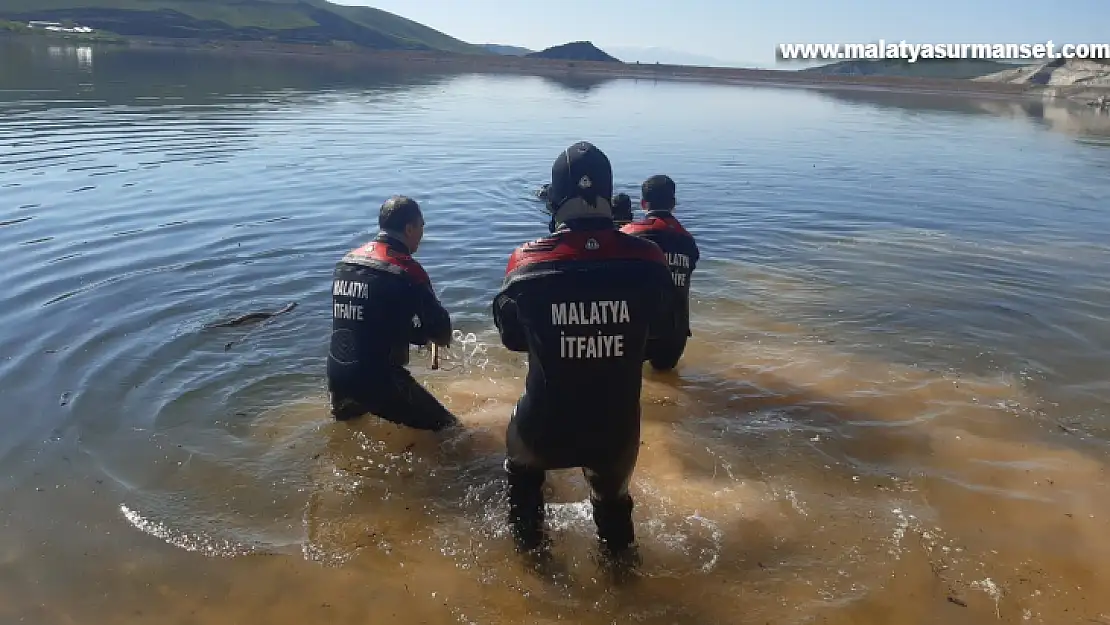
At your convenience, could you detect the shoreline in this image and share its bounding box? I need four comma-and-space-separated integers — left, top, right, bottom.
135, 38, 1046, 99
7, 33, 1106, 104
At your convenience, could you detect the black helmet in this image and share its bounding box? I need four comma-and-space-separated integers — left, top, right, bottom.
547, 141, 613, 214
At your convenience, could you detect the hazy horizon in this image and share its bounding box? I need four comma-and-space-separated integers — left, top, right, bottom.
336, 0, 1109, 67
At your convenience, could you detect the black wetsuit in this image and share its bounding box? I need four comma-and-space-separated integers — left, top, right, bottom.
327, 233, 457, 431
621, 210, 700, 371
492, 218, 676, 552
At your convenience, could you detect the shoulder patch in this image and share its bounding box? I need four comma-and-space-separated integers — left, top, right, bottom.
342, 242, 430, 285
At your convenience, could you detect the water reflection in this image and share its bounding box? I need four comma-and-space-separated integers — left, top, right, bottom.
0, 40, 457, 110
44, 45, 94, 69
817, 86, 1110, 142
539, 73, 617, 93
0, 40, 469, 177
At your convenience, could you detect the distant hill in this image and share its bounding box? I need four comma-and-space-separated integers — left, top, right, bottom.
527, 41, 621, 63
0, 0, 489, 55
801, 58, 1014, 80
482, 43, 533, 56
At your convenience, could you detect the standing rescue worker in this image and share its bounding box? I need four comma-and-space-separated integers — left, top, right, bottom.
611, 193, 634, 226
620, 175, 700, 371
492, 142, 677, 555
327, 195, 459, 431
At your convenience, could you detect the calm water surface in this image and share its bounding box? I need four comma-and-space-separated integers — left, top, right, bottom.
3, 40, 1110, 624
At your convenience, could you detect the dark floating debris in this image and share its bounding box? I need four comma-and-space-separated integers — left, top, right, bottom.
204, 302, 299, 351
205, 302, 298, 329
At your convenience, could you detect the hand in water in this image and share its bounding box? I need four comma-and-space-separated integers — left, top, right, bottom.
416, 330, 490, 370
435, 330, 490, 371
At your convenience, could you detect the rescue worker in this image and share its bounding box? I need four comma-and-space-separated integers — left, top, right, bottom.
620, 175, 700, 371
327, 195, 459, 431
611, 193, 634, 226
492, 141, 677, 556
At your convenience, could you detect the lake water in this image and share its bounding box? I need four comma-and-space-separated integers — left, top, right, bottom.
3, 39, 1110, 624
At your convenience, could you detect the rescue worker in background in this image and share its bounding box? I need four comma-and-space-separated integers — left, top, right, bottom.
542, 186, 633, 227
327, 195, 459, 431
620, 175, 700, 371
492, 141, 677, 556
611, 193, 634, 226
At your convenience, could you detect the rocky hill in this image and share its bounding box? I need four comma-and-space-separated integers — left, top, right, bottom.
526, 41, 621, 63
973, 58, 1110, 87
0, 0, 489, 54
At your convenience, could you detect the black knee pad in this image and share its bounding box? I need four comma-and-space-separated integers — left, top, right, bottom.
591, 493, 634, 552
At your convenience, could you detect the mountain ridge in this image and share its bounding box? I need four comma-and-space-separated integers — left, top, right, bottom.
481, 43, 533, 56
0, 0, 489, 55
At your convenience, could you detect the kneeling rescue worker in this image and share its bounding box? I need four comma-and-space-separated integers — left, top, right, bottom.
327, 195, 459, 431
492, 141, 677, 555
621, 175, 700, 371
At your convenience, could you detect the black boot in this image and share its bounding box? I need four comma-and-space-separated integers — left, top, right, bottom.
506, 462, 546, 553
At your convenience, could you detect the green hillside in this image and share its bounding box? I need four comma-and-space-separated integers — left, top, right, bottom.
482, 44, 533, 56
0, 0, 489, 54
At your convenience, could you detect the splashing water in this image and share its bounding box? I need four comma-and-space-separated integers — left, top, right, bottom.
424, 330, 492, 372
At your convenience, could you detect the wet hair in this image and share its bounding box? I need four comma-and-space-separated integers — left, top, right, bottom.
641, 174, 676, 211
379, 195, 422, 232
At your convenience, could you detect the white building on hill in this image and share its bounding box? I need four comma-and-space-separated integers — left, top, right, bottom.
27, 21, 94, 34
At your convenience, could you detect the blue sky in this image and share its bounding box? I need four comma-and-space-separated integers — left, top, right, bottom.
337, 0, 1108, 67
